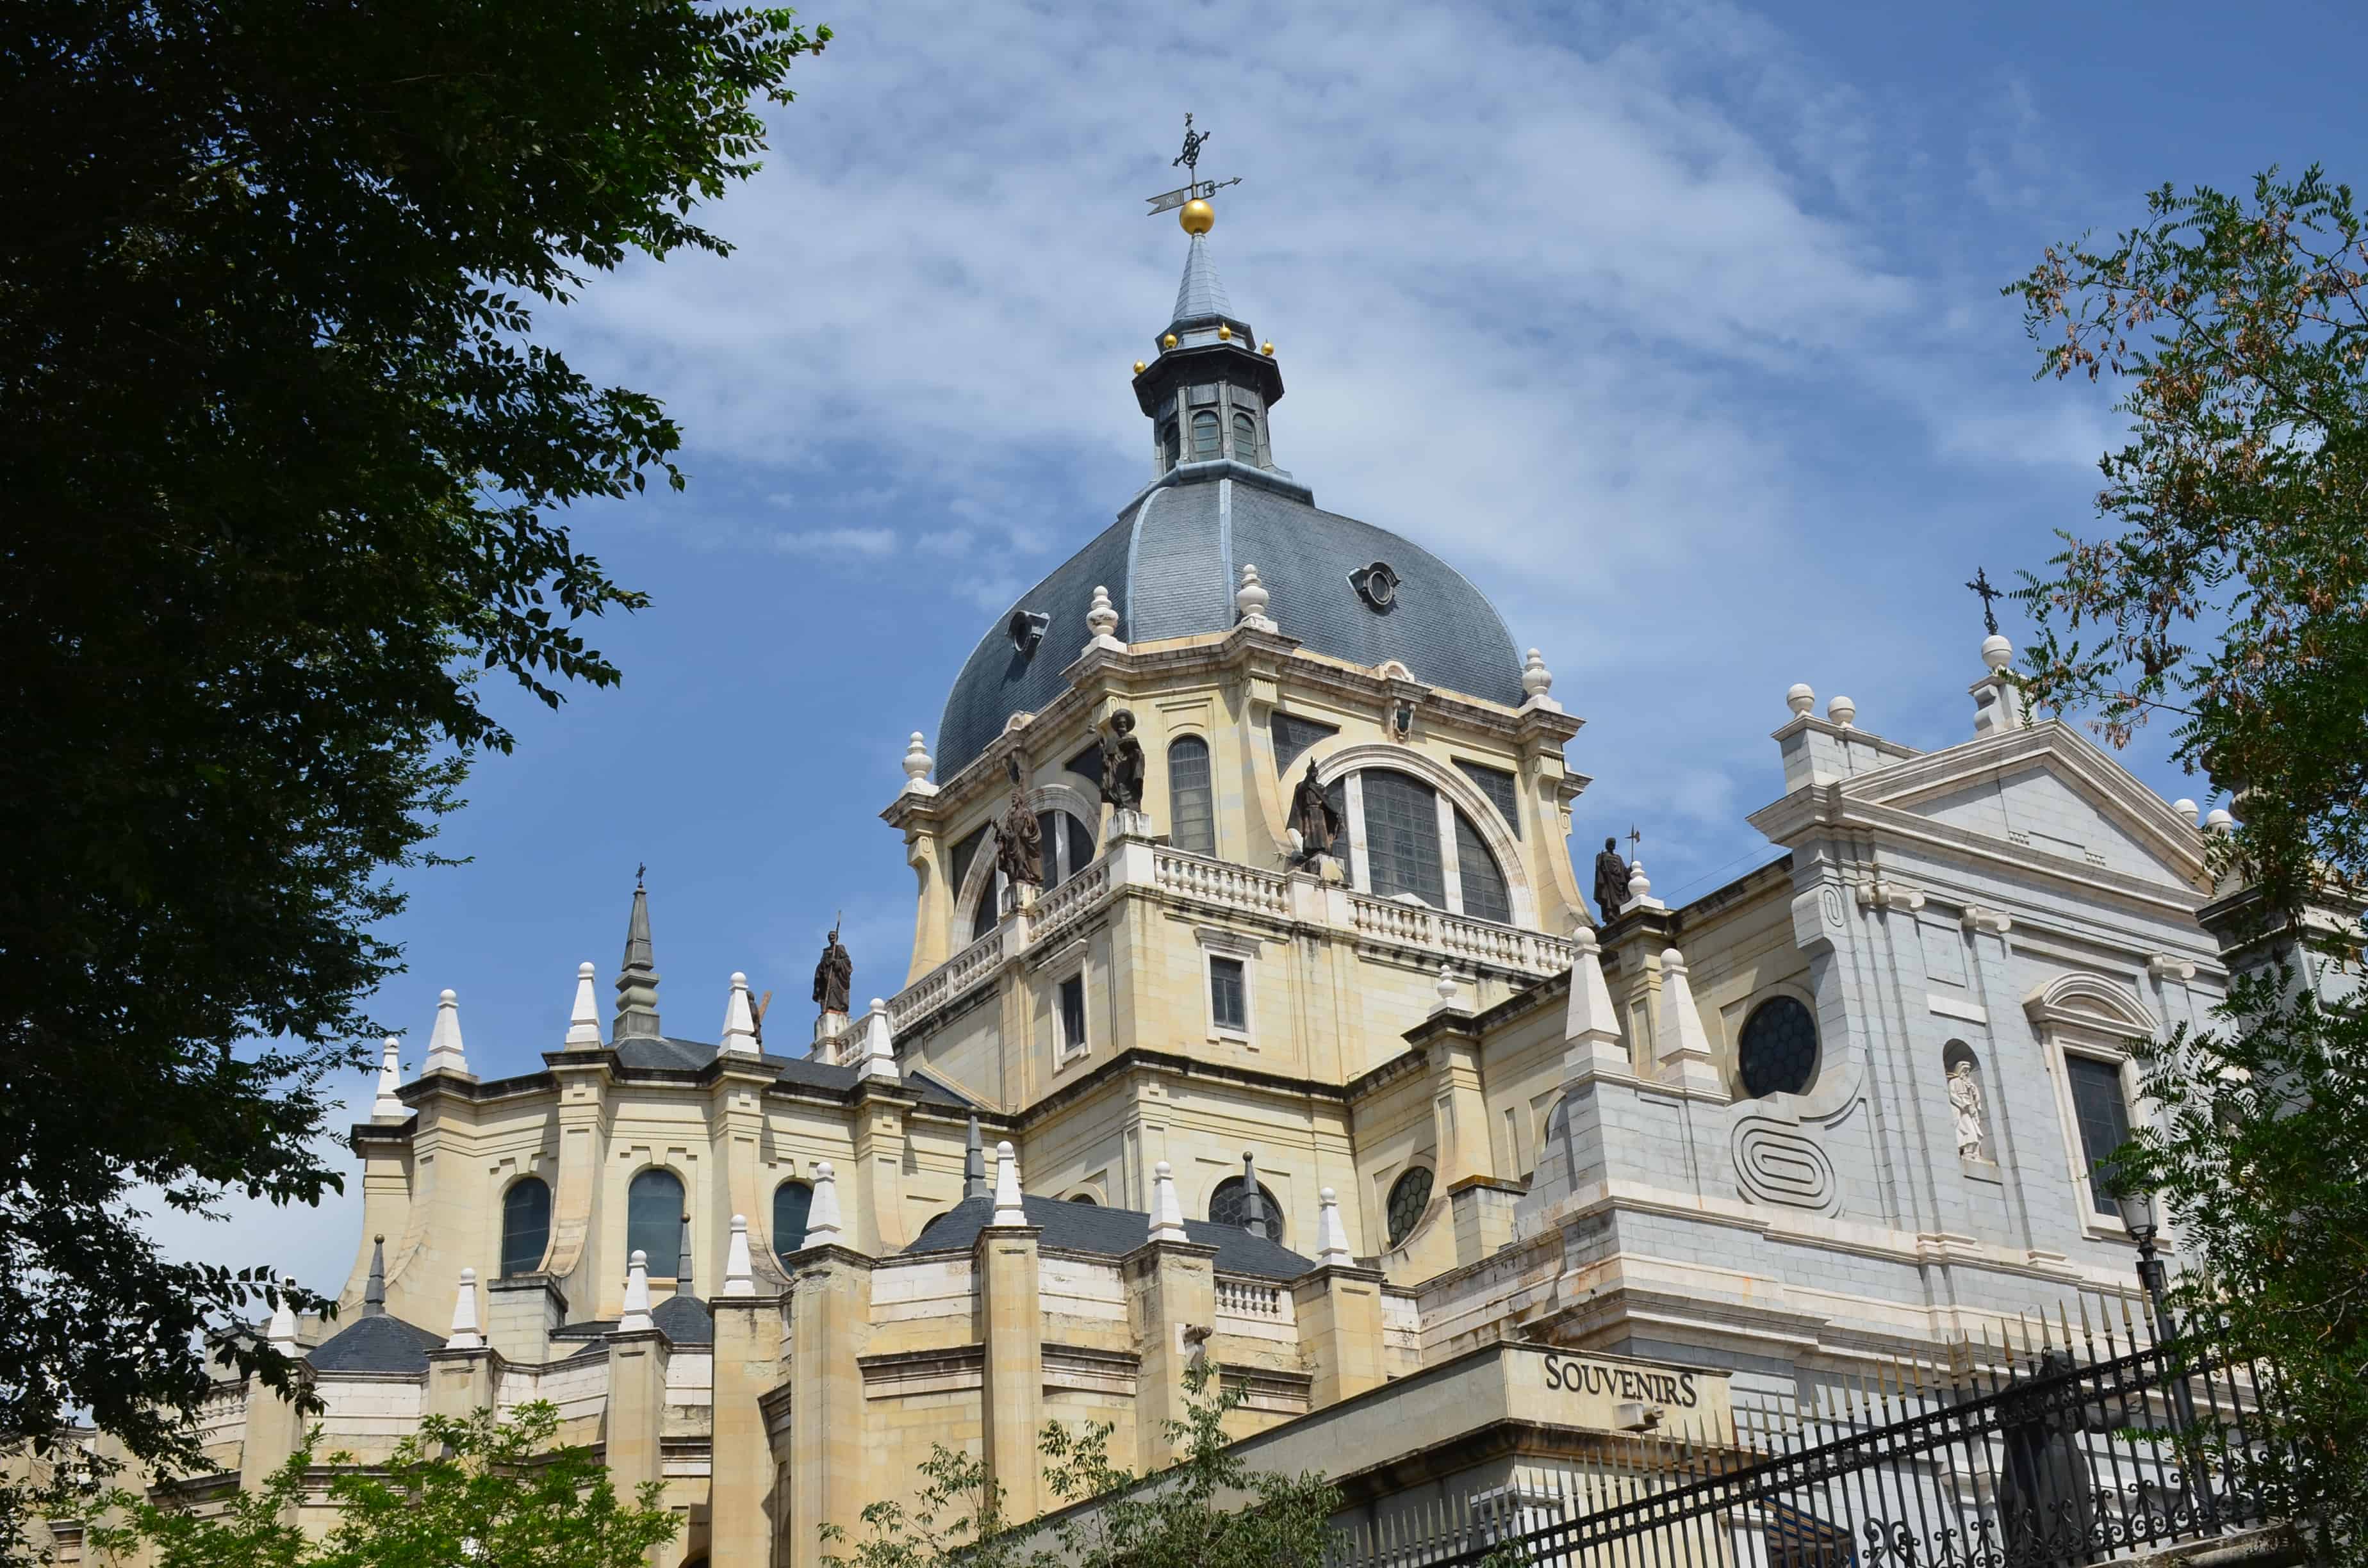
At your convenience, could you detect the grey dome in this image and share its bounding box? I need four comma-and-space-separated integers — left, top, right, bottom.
935, 473, 1524, 778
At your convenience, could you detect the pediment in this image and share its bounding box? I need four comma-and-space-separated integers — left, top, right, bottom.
1836, 722, 2209, 893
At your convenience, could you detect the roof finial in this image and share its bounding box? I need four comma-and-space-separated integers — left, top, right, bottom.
1240, 1152, 1267, 1241
723, 1214, 755, 1297
1146, 113, 1242, 234
445, 1268, 484, 1350
618, 1250, 654, 1333
424, 990, 468, 1077
265, 1287, 300, 1353
1966, 566, 2004, 637
614, 877, 662, 1040
806, 1163, 844, 1245
371, 1035, 405, 1120
363, 1234, 386, 1318
992, 1141, 1026, 1227
566, 961, 602, 1048
677, 1212, 695, 1293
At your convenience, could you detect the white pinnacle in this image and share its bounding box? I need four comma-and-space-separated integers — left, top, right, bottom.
1562, 925, 1627, 1079
902, 731, 937, 794
805, 1163, 844, 1245
991, 1141, 1026, 1227
265, 1291, 300, 1354
1147, 1160, 1187, 1244
1826, 694, 1857, 728
371, 1035, 405, 1121
720, 972, 760, 1058
1520, 648, 1560, 712
1786, 683, 1816, 717
1086, 584, 1124, 649
1315, 1187, 1353, 1268
857, 998, 898, 1081
424, 988, 469, 1077
618, 1250, 654, 1333
1234, 564, 1274, 631
1625, 858, 1652, 905
723, 1214, 755, 1297
445, 1268, 484, 1350
1656, 948, 1723, 1093
565, 961, 602, 1047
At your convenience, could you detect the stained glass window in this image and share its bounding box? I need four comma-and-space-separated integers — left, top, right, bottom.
2067, 1056, 2134, 1215
500, 1178, 550, 1277
1363, 770, 1445, 906
1385, 1166, 1434, 1248
772, 1180, 812, 1262
1169, 737, 1215, 854
1453, 758, 1522, 838
1208, 1177, 1284, 1243
1454, 809, 1513, 925
626, 1168, 684, 1277
1738, 997, 1818, 1098
1270, 712, 1338, 776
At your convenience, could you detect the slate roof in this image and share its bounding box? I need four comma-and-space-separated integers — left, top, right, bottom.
652, 1292, 712, 1344
605, 1035, 977, 1107
1172, 233, 1237, 327
936, 473, 1525, 776
308, 1312, 447, 1375
902, 1193, 1315, 1280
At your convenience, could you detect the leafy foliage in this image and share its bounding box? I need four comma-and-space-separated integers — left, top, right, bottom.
823, 1361, 1342, 1568
88, 1401, 679, 1568
2007, 166, 2368, 913
0, 0, 822, 1545
2011, 166, 2368, 1554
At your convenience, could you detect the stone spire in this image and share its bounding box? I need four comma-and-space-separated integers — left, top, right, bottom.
371, 1035, 405, 1120
1148, 1161, 1188, 1244
1239, 1152, 1267, 1241
423, 989, 468, 1076
723, 1214, 755, 1297
1562, 926, 1629, 1079
614, 876, 662, 1041
1172, 231, 1237, 327
854, 998, 898, 1082
445, 1268, 483, 1350
1655, 947, 1723, 1094
964, 1115, 987, 1201
361, 1234, 386, 1318
991, 1141, 1026, 1227
720, 972, 760, 1058
677, 1211, 695, 1293
618, 1250, 654, 1333
806, 1163, 844, 1245
565, 961, 602, 1047
1314, 1188, 1353, 1268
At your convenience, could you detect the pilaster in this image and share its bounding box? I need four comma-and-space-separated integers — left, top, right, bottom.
1122, 1236, 1219, 1473
712, 1296, 787, 1567
975, 1221, 1044, 1521
851, 1091, 912, 1252
1418, 1018, 1489, 1186
425, 1344, 497, 1419
785, 1245, 872, 1568
1602, 906, 1678, 1072
543, 1049, 616, 1309
237, 1364, 314, 1495
484, 1276, 567, 1363
1288, 1263, 1388, 1408
603, 1327, 670, 1499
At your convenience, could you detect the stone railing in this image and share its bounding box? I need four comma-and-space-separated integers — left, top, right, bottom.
1214, 1275, 1286, 1319
1151, 848, 1290, 917
888, 841, 1574, 1033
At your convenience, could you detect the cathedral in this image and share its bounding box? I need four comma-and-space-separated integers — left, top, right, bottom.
85, 190, 2259, 1566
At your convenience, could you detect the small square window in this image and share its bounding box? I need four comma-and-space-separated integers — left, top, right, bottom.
1058, 974, 1087, 1056
1210, 957, 1247, 1033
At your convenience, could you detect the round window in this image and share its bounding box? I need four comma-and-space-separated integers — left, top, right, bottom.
1738, 995, 1818, 1098
1385, 1166, 1434, 1248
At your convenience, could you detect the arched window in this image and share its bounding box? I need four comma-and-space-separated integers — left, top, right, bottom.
1159, 420, 1180, 470
1168, 737, 1215, 854
1738, 996, 1818, 1098
1231, 410, 1258, 464
972, 879, 1001, 943
1190, 409, 1221, 461
1453, 809, 1513, 924
773, 1179, 813, 1262
1363, 770, 1445, 905
1067, 1193, 1098, 1205
1385, 1166, 1434, 1248
1207, 1177, 1284, 1243
500, 1177, 551, 1277
626, 1168, 685, 1277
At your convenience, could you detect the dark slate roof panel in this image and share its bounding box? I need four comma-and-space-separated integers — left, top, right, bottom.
901, 1193, 1313, 1280
607, 1037, 970, 1108
308, 1312, 446, 1375
935, 475, 1525, 777
651, 1293, 712, 1345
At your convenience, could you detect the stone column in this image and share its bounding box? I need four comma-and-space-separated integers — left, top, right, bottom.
711, 1294, 787, 1567
238, 1367, 313, 1495
851, 1091, 912, 1252
604, 1327, 670, 1500
1122, 1237, 1219, 1473
975, 1220, 1044, 1521
785, 1246, 871, 1568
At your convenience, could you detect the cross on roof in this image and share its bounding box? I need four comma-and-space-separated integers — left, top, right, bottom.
1965, 567, 2003, 637
1144, 112, 1243, 216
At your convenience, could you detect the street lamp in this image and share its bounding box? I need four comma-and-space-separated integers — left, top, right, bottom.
2114, 1188, 2178, 1344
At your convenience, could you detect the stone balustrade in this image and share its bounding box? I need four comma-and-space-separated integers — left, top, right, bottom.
887, 837, 1572, 1034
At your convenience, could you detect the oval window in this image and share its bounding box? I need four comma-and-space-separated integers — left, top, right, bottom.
1385, 1166, 1434, 1248
1738, 995, 1818, 1098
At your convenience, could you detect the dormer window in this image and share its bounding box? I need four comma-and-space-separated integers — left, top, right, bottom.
1190, 409, 1221, 461
1231, 409, 1258, 464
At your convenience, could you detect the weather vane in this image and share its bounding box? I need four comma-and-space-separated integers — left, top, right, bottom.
1965, 567, 2003, 637
1144, 112, 1243, 218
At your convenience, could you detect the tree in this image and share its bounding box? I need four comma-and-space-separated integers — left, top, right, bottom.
2010, 167, 2368, 1556
822, 1361, 1343, 1568
0, 0, 823, 1544
86, 1401, 679, 1567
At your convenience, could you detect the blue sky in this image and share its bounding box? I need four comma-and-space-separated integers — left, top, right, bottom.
168, 0, 2368, 1298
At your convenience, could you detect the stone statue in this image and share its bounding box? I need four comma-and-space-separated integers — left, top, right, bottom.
1098, 709, 1145, 813
994, 758, 1043, 888
812, 925, 851, 1017
1591, 837, 1629, 924
1290, 759, 1341, 860
1948, 1059, 1988, 1161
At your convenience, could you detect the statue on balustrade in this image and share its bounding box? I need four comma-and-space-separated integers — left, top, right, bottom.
1291, 759, 1342, 861
995, 756, 1044, 888
1591, 837, 1628, 925
1098, 709, 1145, 813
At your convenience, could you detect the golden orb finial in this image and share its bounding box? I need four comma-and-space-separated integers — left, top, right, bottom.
1161, 332, 1178, 350
1260, 340, 1275, 357
1217, 323, 1232, 341
1179, 198, 1215, 235
1132, 360, 1147, 375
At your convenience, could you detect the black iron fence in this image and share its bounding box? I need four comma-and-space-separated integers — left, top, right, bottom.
1330, 1302, 2280, 1568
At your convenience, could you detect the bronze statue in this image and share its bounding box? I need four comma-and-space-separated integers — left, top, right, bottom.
812, 923, 852, 1016
1591, 837, 1629, 924
1290, 759, 1341, 859
1098, 709, 1145, 812
994, 758, 1044, 888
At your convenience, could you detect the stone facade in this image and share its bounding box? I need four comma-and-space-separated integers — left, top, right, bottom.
53, 223, 2264, 1567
